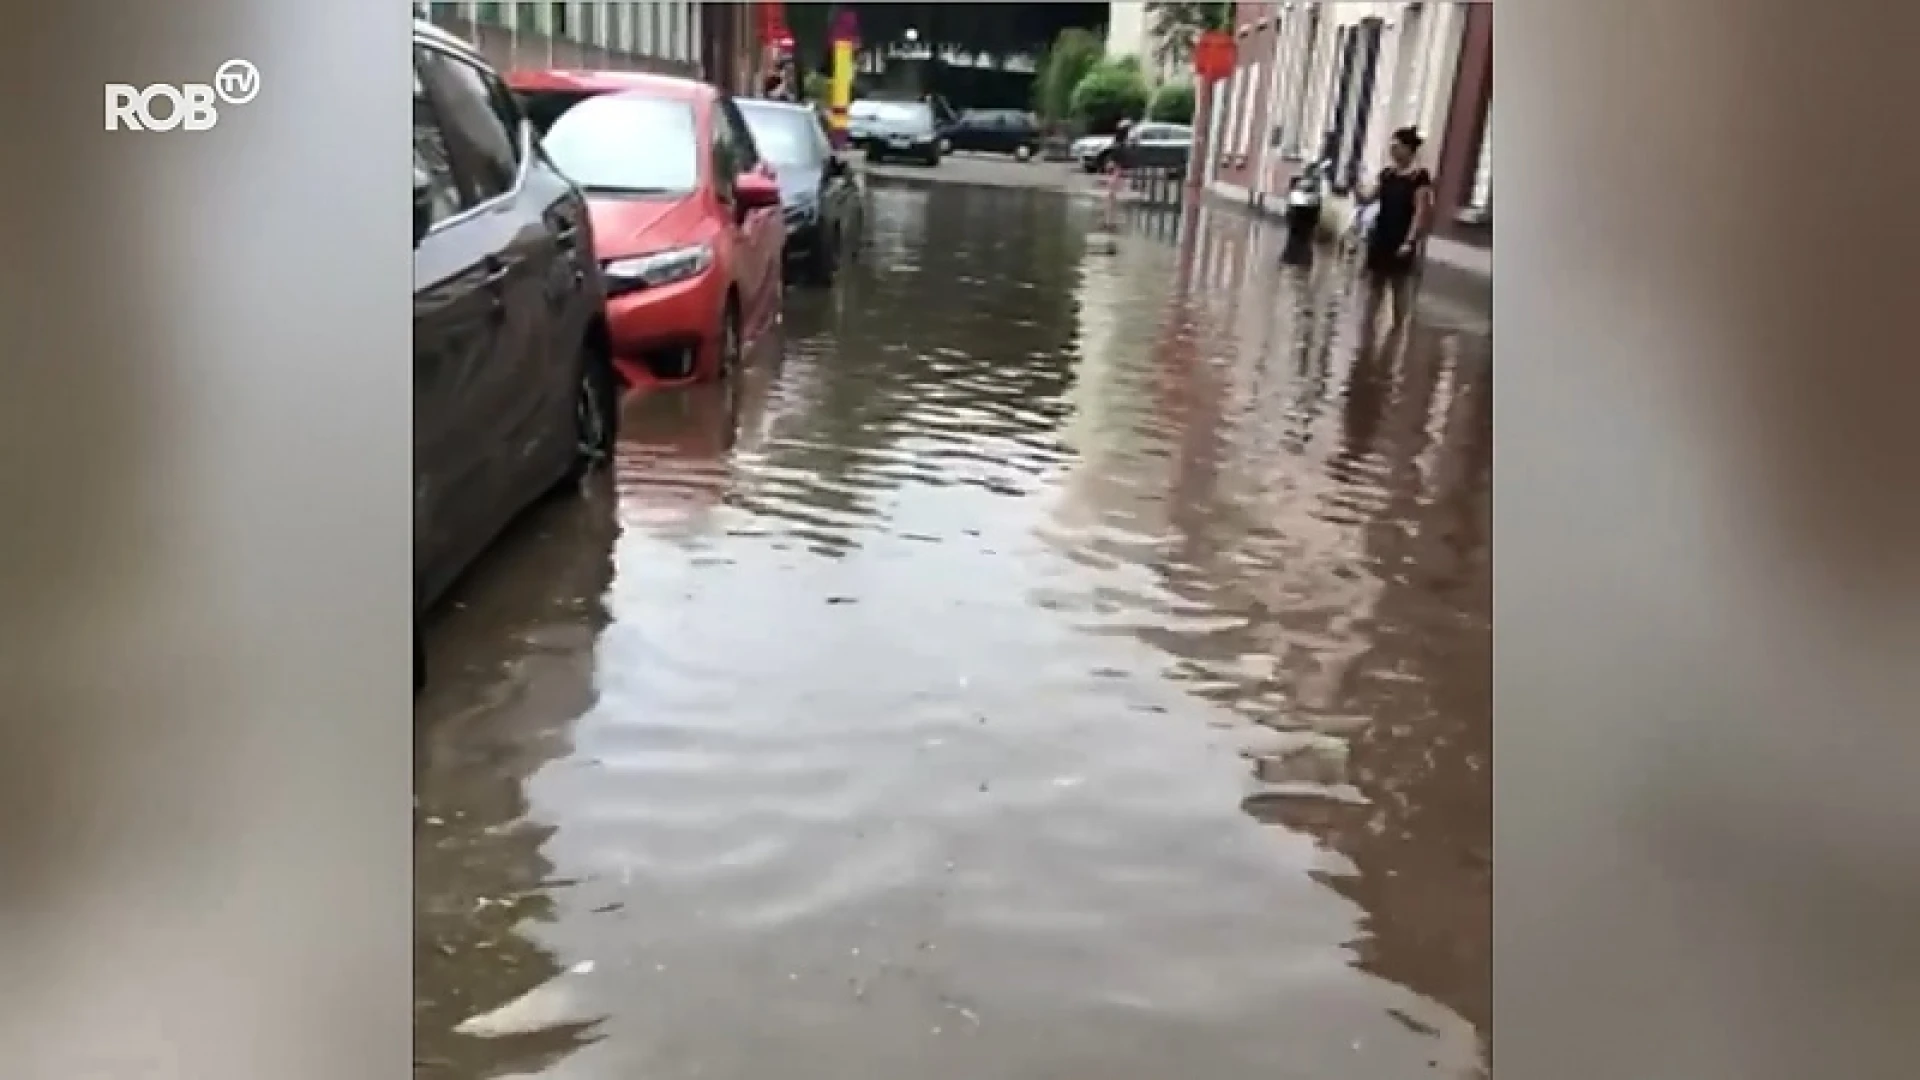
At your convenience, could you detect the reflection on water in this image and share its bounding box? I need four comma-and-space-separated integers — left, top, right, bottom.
416, 184, 1491, 1079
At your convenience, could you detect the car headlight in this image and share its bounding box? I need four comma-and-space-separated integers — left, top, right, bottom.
602, 244, 712, 293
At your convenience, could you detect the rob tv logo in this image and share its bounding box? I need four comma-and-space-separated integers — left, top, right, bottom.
105, 59, 260, 132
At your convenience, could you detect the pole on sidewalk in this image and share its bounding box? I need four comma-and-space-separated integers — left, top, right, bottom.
1189, 80, 1212, 196
827, 10, 857, 150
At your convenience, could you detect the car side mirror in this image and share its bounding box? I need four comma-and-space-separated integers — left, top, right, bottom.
411, 177, 432, 248
734, 170, 782, 211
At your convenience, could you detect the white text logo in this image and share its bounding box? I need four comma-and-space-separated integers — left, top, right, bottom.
105, 59, 260, 132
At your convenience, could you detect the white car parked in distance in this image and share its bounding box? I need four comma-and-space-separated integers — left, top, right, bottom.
1072, 134, 1114, 172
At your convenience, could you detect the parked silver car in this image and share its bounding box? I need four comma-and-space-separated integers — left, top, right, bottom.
1073, 133, 1115, 172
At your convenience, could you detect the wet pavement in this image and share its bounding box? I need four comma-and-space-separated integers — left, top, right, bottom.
415, 184, 1492, 1079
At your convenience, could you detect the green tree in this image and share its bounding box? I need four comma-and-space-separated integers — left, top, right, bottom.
1035, 27, 1103, 125
1148, 81, 1196, 124
1068, 58, 1152, 134
1145, 1, 1232, 73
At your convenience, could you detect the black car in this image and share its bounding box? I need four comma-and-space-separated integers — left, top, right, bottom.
940, 109, 1042, 160
411, 21, 618, 691
861, 100, 942, 166
737, 98, 865, 285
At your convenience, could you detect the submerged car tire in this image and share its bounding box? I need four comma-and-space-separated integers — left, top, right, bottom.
718, 297, 742, 381
805, 228, 838, 286
564, 333, 619, 484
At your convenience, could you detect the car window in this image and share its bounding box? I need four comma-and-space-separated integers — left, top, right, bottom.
542, 93, 701, 196
415, 45, 519, 204
411, 66, 463, 230
517, 89, 601, 135
736, 102, 822, 171
715, 97, 762, 174
870, 102, 933, 132
477, 72, 527, 165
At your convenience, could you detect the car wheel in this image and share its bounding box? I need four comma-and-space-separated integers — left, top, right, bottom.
806, 228, 838, 286
564, 334, 618, 483
1014, 144, 1033, 162
718, 297, 742, 381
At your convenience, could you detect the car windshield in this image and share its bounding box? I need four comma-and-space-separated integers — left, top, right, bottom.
737, 102, 825, 169
515, 88, 601, 135
540, 93, 700, 196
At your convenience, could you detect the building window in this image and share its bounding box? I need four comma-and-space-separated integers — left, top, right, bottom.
1467, 96, 1491, 211
1320, 25, 1357, 167
1337, 18, 1384, 191
515, 1, 540, 34
1395, 3, 1426, 127
473, 1, 503, 25
1266, 13, 1290, 148
1284, 5, 1321, 158
1220, 70, 1242, 158
1237, 62, 1262, 156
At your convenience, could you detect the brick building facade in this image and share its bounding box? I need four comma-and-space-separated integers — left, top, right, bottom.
1202, 1, 1491, 260
420, 1, 759, 94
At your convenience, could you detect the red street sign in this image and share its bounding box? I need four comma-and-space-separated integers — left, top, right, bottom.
831, 9, 860, 45
1193, 30, 1235, 81
758, 1, 786, 45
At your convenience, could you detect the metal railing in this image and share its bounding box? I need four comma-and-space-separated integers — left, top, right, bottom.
1122, 164, 1187, 210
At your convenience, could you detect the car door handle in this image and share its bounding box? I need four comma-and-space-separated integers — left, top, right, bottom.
481, 262, 512, 289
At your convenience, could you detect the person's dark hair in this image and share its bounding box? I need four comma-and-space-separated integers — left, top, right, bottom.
1391, 126, 1424, 152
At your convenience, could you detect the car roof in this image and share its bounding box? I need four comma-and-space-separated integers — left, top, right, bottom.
412, 19, 490, 67
505, 68, 711, 101
736, 97, 812, 115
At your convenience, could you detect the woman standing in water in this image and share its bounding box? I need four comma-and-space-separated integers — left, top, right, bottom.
1359, 127, 1436, 330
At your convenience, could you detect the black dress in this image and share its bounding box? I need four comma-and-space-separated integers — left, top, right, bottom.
1364, 165, 1432, 278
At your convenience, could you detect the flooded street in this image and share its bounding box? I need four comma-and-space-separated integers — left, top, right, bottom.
415, 183, 1491, 1079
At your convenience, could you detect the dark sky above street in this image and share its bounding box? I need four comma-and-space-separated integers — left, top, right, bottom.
787, 2, 1109, 56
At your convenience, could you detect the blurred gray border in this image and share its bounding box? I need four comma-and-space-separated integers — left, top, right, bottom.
0, 3, 413, 1077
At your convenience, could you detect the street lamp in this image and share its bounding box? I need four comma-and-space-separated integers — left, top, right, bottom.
904, 27, 919, 43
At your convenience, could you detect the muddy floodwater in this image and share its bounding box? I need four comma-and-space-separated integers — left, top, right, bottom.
415, 183, 1492, 1079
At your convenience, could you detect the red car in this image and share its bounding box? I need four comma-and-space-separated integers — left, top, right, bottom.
510, 70, 785, 390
